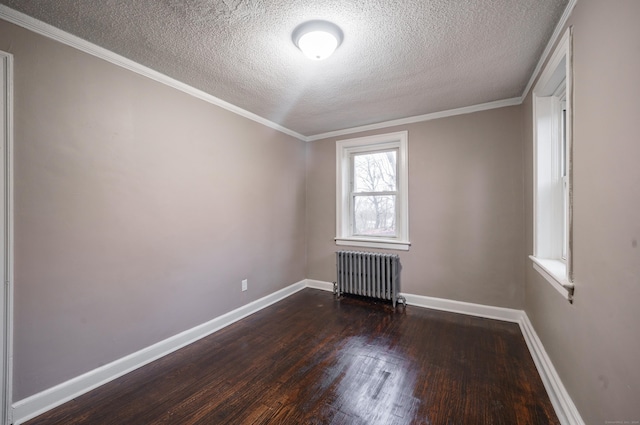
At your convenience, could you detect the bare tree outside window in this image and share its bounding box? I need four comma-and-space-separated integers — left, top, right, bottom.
352, 149, 398, 237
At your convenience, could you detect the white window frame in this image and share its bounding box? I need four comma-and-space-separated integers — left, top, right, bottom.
531, 27, 574, 302
0, 50, 14, 425
336, 131, 410, 251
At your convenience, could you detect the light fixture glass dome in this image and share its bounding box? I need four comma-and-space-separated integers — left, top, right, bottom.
297, 31, 338, 60
293, 20, 343, 61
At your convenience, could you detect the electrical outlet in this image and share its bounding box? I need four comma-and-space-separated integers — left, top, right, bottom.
241, 279, 248, 292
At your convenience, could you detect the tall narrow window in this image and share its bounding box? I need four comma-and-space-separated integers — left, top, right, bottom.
560, 95, 568, 260
531, 27, 574, 302
336, 131, 409, 250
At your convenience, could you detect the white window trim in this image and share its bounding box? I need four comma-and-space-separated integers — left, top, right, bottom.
532, 27, 574, 302
0, 50, 14, 425
336, 131, 410, 251
529, 256, 573, 301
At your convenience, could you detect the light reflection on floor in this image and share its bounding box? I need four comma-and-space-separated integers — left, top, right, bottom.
318, 335, 429, 424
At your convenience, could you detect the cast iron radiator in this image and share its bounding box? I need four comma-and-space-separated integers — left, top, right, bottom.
335, 250, 406, 308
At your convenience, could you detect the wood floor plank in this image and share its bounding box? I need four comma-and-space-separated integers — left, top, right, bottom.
24, 289, 559, 425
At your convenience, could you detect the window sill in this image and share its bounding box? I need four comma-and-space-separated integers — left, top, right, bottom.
529, 256, 574, 302
335, 237, 410, 251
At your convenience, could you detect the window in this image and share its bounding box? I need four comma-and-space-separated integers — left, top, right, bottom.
336, 131, 409, 250
560, 94, 568, 261
531, 27, 574, 301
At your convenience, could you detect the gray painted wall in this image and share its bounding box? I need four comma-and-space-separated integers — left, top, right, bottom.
306, 106, 525, 309
523, 1, 640, 423
0, 19, 307, 400
2, 1, 639, 422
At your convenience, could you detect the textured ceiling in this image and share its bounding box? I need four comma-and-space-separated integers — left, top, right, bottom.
1, 0, 568, 138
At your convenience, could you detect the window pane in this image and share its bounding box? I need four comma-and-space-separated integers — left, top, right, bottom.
563, 176, 568, 259
353, 195, 396, 236
353, 150, 397, 192
561, 106, 567, 177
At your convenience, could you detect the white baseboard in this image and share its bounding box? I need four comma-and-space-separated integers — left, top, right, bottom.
12, 280, 307, 425
305, 279, 334, 292
400, 292, 524, 323
12, 279, 583, 425
518, 315, 585, 425
308, 279, 519, 324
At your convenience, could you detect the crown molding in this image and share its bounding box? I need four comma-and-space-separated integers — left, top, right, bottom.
306, 0, 579, 143
521, 0, 578, 100
306, 97, 523, 141
0, 0, 579, 144
0, 5, 308, 142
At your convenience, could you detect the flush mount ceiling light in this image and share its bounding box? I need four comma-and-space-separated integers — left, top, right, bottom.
292, 20, 343, 60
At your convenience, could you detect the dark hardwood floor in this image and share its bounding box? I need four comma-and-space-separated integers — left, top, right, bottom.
25, 289, 559, 425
